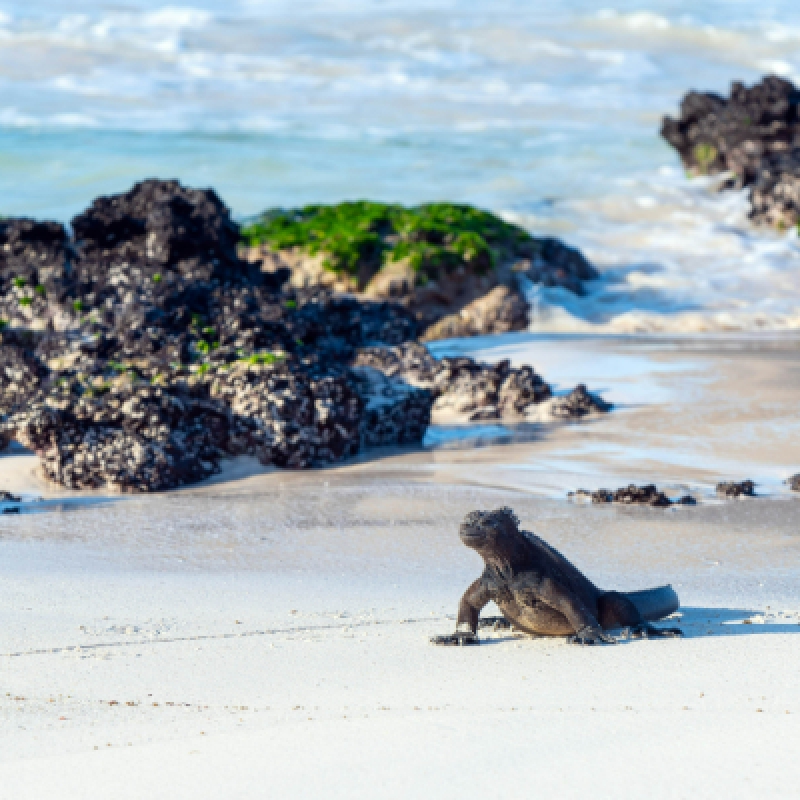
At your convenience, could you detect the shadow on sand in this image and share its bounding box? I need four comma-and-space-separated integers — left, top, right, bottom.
673, 606, 800, 639
472, 606, 800, 646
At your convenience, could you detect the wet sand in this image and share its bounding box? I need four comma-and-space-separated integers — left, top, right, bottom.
428, 332, 800, 496
1, 334, 800, 798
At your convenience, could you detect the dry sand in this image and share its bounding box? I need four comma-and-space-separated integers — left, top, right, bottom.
1, 334, 800, 798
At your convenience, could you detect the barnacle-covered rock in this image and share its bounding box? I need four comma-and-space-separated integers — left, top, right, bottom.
353, 342, 585, 423
0, 181, 610, 492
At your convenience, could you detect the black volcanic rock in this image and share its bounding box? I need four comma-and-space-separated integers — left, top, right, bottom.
71, 179, 261, 287
661, 76, 800, 227
11, 385, 228, 491
748, 150, 800, 228
0, 218, 70, 283
661, 76, 800, 182
570, 484, 695, 507
0, 334, 46, 417
549, 384, 612, 419
0, 218, 72, 329
353, 342, 555, 421
0, 180, 612, 492
208, 361, 364, 469
716, 480, 756, 498
350, 367, 432, 449
599, 484, 672, 507
520, 238, 597, 295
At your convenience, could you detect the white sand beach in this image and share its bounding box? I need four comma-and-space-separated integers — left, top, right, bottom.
5, 0, 800, 793
2, 335, 800, 798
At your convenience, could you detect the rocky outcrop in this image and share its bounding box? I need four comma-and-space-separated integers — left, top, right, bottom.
788, 474, 800, 491
207, 362, 364, 469
71, 180, 251, 285
0, 182, 430, 490
0, 181, 610, 492
353, 342, 609, 423
354, 342, 551, 422
661, 76, 800, 228
0, 334, 47, 453
548, 384, 612, 419
245, 202, 598, 341
368, 267, 524, 341
11, 385, 228, 492
0, 335, 46, 416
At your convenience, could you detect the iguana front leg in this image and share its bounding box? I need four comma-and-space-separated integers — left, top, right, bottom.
430, 579, 491, 646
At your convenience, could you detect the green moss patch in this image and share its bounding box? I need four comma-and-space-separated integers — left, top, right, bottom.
693, 142, 718, 173
241, 201, 533, 283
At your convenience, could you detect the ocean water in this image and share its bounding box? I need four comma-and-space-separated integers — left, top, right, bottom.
1, 0, 800, 331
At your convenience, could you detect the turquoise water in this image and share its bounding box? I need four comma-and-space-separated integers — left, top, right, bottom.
2, 1, 800, 330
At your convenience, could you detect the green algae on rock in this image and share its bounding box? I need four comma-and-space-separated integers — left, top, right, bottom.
243, 201, 597, 340
243, 202, 544, 288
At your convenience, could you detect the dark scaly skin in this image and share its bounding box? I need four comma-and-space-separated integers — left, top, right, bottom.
432, 508, 683, 646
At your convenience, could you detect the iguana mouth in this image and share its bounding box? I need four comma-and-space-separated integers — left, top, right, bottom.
459, 525, 487, 545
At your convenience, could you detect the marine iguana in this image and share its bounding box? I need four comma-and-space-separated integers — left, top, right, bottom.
433, 507, 682, 646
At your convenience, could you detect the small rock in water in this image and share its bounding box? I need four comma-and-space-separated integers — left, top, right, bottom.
610, 484, 672, 507
787, 474, 800, 492
716, 480, 756, 498
661, 75, 800, 229
549, 385, 612, 419
355, 342, 610, 423
571, 484, 691, 508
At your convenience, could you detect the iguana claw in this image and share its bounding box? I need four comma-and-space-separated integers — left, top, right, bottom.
568, 626, 617, 645
430, 631, 479, 646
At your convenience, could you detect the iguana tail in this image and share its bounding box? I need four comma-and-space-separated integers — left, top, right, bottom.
624, 585, 680, 622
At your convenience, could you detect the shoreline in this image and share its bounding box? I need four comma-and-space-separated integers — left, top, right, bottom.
3, 331, 799, 503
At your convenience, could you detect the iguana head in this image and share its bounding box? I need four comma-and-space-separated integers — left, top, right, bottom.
459, 507, 523, 560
